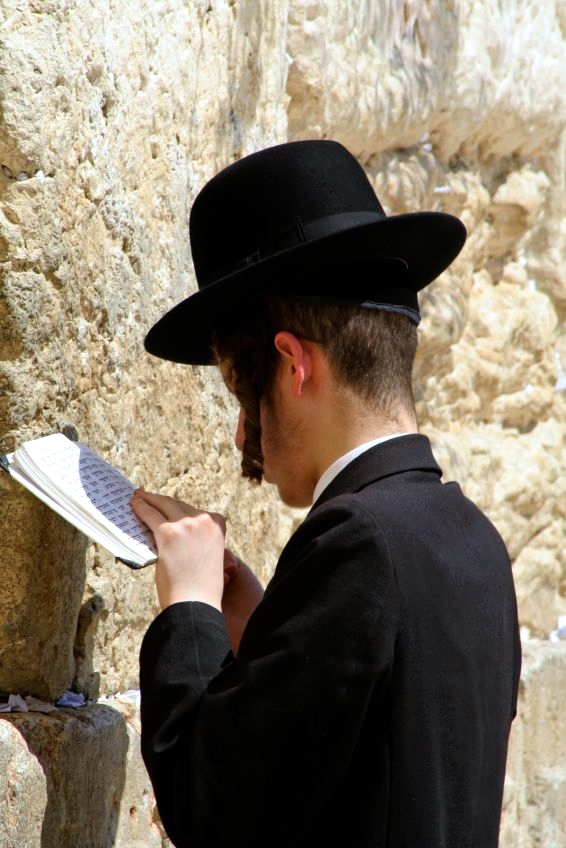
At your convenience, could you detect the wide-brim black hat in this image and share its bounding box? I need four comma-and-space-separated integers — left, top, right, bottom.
145, 140, 466, 364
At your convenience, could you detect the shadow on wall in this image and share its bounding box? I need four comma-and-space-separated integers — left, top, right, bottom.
0, 484, 89, 702
73, 592, 104, 701
5, 705, 129, 848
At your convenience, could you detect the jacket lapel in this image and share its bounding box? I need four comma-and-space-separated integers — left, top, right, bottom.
311, 434, 442, 510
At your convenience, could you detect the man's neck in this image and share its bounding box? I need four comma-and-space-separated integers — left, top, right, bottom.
312, 431, 413, 504
311, 393, 419, 483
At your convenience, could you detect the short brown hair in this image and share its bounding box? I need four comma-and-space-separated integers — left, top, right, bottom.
214, 299, 418, 483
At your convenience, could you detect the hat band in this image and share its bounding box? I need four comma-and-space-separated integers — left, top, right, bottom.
206, 210, 385, 285
287, 292, 421, 325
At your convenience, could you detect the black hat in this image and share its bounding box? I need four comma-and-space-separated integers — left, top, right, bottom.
145, 140, 466, 364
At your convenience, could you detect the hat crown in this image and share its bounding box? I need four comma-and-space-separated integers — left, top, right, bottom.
144, 139, 467, 364
189, 141, 385, 287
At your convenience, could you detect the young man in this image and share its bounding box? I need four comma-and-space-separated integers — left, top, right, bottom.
132, 140, 521, 848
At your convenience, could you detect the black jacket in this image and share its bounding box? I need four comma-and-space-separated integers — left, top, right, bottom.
139, 435, 521, 847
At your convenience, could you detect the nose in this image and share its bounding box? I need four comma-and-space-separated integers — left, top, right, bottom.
235, 407, 245, 452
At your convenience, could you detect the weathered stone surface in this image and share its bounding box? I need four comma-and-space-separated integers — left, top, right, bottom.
0, 0, 291, 701
0, 718, 46, 848
501, 641, 566, 848
0, 483, 87, 700
102, 692, 167, 847
0, 0, 565, 844
2, 701, 163, 848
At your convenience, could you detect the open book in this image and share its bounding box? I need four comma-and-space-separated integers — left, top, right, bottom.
0, 433, 157, 569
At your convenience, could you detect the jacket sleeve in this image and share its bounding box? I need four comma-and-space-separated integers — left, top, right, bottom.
139, 496, 399, 847
139, 601, 232, 843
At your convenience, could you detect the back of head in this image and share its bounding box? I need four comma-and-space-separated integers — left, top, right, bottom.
143, 140, 461, 483
214, 297, 418, 483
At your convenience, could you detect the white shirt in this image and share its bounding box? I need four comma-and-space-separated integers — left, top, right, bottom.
312, 433, 409, 505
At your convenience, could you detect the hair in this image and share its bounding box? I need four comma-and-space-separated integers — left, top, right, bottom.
213, 298, 418, 483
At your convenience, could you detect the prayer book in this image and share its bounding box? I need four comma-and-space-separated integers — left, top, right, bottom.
0, 433, 157, 569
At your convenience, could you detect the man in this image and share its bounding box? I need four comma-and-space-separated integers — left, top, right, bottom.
132, 140, 521, 847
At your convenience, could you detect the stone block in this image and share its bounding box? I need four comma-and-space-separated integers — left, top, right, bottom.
0, 476, 87, 700
501, 641, 566, 848
0, 718, 46, 848
1, 700, 163, 848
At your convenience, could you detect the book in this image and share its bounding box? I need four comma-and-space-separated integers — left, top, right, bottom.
0, 433, 157, 569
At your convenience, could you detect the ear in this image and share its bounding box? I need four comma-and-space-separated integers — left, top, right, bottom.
273, 331, 312, 398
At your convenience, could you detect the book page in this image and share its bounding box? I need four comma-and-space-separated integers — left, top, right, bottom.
15, 434, 156, 562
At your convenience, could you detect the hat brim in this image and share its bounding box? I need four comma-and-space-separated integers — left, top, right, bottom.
145, 211, 466, 365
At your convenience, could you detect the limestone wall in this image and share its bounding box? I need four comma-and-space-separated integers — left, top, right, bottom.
0, 1, 565, 845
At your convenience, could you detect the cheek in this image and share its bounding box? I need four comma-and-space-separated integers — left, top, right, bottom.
259, 405, 282, 461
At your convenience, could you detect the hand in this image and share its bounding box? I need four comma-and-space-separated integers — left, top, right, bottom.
131, 489, 226, 611
222, 550, 264, 655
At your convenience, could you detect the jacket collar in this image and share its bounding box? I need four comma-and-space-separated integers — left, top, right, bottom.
311, 434, 442, 510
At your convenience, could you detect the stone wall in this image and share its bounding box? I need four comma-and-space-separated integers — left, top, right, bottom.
0, 1, 564, 845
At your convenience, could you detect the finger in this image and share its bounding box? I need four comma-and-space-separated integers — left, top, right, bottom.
223, 551, 239, 583
131, 491, 169, 532
224, 549, 238, 569
132, 489, 198, 521
132, 491, 227, 540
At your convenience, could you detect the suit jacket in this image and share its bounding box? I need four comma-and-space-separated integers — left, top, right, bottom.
139, 435, 521, 848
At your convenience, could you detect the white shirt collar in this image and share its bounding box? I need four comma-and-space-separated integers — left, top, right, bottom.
312, 433, 408, 505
